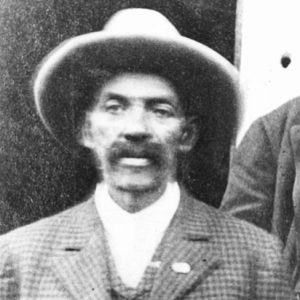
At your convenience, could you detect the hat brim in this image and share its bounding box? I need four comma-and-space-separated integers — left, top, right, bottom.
34, 32, 242, 151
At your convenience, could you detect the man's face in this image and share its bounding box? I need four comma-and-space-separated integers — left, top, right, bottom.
82, 73, 196, 194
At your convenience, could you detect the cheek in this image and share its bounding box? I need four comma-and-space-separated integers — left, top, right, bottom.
89, 114, 119, 144
154, 121, 183, 146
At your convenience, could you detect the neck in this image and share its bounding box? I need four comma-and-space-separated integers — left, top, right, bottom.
107, 183, 168, 213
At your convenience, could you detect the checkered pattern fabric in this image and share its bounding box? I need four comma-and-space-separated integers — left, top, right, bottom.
107, 255, 156, 300
0, 190, 293, 299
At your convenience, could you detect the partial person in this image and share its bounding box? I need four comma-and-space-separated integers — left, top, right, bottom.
221, 96, 300, 292
0, 8, 291, 299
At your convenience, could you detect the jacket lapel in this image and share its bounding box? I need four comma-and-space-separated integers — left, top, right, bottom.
290, 125, 300, 260
49, 191, 220, 300
150, 191, 221, 300
50, 199, 111, 300
289, 125, 300, 287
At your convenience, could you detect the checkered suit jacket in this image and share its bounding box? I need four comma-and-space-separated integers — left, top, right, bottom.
0, 190, 292, 299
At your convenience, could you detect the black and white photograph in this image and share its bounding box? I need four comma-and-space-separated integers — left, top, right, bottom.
0, 0, 296, 299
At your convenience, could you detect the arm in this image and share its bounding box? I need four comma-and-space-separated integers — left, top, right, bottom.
220, 118, 277, 232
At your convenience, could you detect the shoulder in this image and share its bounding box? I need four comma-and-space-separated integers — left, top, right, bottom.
0, 199, 94, 258
262, 96, 300, 127
192, 197, 284, 258
193, 199, 291, 285
231, 98, 300, 168
182, 193, 292, 296
247, 97, 300, 146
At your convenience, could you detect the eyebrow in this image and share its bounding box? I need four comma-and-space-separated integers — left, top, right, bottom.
104, 92, 178, 106
103, 92, 127, 102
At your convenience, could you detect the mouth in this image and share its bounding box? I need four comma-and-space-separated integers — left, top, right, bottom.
119, 157, 152, 167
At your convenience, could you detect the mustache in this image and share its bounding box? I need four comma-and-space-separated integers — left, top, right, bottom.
107, 141, 166, 164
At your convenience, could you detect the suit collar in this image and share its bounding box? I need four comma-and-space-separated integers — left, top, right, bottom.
150, 190, 220, 300
178, 188, 213, 239
50, 190, 220, 300
50, 198, 111, 300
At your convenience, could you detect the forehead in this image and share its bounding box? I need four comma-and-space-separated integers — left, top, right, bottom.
96, 72, 180, 103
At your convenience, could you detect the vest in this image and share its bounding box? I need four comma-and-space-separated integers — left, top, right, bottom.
101, 210, 181, 300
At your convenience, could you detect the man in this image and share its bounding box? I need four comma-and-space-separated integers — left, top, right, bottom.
0, 8, 292, 299
221, 97, 300, 292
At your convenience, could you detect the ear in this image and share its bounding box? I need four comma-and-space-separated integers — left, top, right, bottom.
80, 114, 95, 149
178, 117, 199, 153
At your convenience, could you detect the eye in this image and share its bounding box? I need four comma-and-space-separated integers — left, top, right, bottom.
104, 100, 125, 114
152, 105, 175, 118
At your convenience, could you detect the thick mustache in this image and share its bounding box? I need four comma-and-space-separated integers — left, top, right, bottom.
108, 141, 165, 164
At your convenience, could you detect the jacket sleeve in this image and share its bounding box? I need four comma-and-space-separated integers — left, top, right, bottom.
220, 118, 277, 232
0, 241, 20, 299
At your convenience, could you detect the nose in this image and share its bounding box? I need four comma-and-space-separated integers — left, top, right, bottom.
123, 107, 151, 143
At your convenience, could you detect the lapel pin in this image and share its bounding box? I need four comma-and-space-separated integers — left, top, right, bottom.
171, 262, 191, 274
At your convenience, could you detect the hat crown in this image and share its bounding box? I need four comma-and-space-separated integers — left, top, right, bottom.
34, 8, 241, 154
104, 8, 179, 37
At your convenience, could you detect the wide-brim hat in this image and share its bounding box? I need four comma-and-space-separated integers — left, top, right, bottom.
34, 8, 243, 153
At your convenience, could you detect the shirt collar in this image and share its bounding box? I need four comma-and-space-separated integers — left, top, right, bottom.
94, 181, 180, 234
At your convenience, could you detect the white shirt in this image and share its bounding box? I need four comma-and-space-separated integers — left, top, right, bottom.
95, 181, 180, 288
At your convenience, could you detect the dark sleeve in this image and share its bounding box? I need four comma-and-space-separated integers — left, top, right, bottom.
220, 118, 277, 232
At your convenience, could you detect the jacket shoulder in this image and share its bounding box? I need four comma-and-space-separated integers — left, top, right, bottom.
193, 199, 291, 286
255, 97, 300, 145
192, 197, 284, 254
0, 200, 94, 255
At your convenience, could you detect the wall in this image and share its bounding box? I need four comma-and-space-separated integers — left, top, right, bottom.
0, 0, 237, 233
237, 0, 300, 142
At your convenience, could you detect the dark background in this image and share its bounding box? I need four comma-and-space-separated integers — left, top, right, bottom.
0, 0, 237, 234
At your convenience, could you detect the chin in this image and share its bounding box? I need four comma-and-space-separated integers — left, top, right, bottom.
117, 181, 158, 194
112, 175, 162, 194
